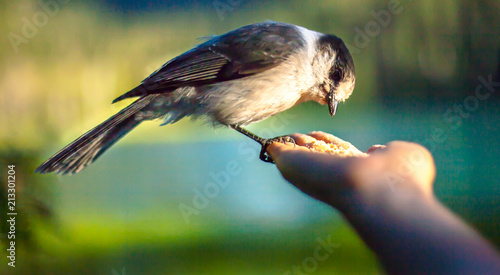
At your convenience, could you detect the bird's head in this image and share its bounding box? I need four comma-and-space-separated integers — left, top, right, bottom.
316, 34, 356, 116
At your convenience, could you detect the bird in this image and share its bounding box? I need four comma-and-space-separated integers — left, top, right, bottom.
35, 21, 355, 175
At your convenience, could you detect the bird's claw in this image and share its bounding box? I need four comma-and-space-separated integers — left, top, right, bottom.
259, 135, 295, 163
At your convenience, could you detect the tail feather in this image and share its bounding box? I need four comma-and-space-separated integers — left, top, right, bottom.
36, 97, 151, 175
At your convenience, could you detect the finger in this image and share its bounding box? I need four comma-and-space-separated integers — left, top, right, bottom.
268, 140, 355, 204
289, 133, 318, 146
307, 131, 343, 144
267, 141, 310, 161
366, 144, 386, 154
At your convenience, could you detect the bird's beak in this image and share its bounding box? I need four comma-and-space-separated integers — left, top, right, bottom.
327, 92, 339, 117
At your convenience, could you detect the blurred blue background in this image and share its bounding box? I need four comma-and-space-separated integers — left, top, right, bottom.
0, 0, 499, 274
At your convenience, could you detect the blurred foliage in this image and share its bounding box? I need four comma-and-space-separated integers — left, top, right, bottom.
0, 0, 499, 274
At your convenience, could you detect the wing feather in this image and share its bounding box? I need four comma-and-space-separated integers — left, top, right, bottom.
113, 22, 306, 103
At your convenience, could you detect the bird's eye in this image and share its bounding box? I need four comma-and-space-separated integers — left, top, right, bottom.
331, 68, 342, 82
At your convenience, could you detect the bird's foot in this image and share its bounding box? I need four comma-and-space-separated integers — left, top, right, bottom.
259, 135, 295, 163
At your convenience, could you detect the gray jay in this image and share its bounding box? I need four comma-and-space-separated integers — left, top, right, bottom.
36, 21, 355, 175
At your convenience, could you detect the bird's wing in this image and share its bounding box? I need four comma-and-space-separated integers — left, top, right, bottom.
113, 22, 305, 103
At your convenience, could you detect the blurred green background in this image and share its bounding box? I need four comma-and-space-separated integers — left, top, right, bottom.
1, 0, 499, 274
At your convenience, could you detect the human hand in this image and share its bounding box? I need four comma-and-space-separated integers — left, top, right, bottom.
267, 131, 436, 212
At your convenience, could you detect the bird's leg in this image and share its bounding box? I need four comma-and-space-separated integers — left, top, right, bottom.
229, 124, 295, 163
